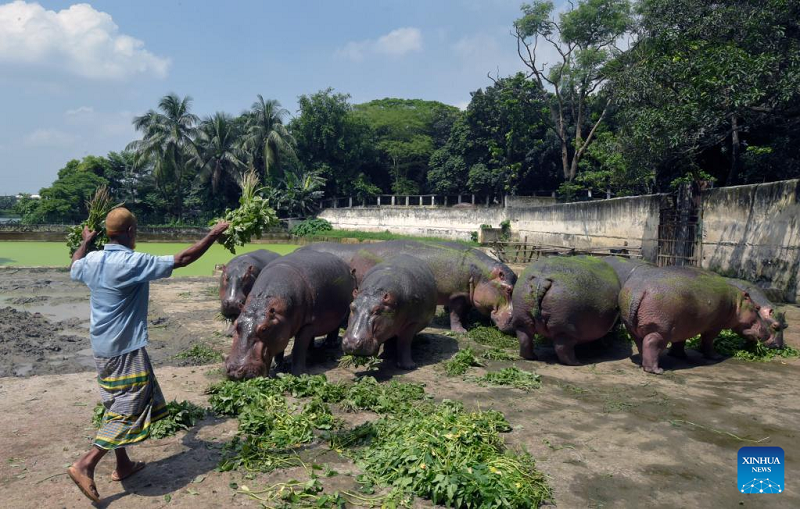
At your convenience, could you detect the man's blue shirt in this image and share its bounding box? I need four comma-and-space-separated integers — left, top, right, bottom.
70, 244, 174, 358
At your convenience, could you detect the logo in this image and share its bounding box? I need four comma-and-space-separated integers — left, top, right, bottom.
738, 447, 784, 494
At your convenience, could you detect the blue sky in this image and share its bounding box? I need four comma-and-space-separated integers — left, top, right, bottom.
0, 0, 533, 194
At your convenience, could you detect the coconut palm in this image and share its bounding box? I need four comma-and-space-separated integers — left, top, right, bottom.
128, 93, 199, 220
191, 112, 246, 195
240, 95, 296, 182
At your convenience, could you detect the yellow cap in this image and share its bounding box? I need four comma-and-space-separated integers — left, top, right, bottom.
105, 207, 137, 236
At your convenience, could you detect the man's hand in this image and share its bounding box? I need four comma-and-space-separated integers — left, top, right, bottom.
208, 221, 229, 239
82, 226, 99, 242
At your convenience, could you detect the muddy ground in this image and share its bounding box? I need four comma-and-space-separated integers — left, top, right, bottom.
0, 268, 798, 508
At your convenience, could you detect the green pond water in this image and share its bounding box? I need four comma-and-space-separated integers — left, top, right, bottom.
0, 242, 299, 276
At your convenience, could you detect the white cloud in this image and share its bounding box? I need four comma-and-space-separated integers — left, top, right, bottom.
454, 100, 470, 111
23, 128, 78, 147
336, 27, 422, 61
0, 1, 170, 80
65, 106, 94, 116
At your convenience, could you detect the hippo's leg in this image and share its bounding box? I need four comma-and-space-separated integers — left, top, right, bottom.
396, 328, 417, 370
700, 330, 723, 360
554, 338, 580, 366
380, 337, 398, 359
324, 329, 339, 348
290, 327, 315, 375
667, 341, 688, 359
641, 332, 667, 375
517, 329, 537, 360
273, 351, 285, 369
448, 296, 469, 333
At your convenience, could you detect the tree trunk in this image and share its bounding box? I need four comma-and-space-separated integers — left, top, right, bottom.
727, 115, 741, 185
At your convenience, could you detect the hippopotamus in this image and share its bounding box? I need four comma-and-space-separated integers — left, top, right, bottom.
601, 256, 652, 285
300, 240, 517, 333
725, 278, 786, 348
224, 250, 355, 379
512, 256, 621, 365
619, 265, 772, 374
219, 250, 281, 323
342, 255, 437, 369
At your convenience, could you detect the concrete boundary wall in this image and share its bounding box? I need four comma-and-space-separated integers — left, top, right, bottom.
320, 180, 800, 301
319, 194, 665, 260
701, 179, 800, 302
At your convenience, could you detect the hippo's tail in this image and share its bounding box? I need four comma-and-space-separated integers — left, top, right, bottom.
627, 289, 646, 331
529, 276, 552, 323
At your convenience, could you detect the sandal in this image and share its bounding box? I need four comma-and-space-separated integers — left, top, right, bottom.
111, 461, 146, 481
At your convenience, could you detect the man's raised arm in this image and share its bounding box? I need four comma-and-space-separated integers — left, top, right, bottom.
71, 227, 98, 267
173, 221, 230, 268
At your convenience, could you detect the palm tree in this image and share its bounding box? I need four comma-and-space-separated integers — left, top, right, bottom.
282, 168, 326, 217
128, 93, 199, 221
240, 95, 296, 183
191, 112, 246, 196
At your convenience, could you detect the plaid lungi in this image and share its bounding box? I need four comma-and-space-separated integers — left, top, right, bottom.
93, 347, 167, 450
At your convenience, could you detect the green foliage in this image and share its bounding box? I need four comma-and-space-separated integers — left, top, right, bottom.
475, 367, 542, 392
342, 400, 551, 508
338, 354, 382, 371
444, 348, 485, 376
481, 348, 517, 361
213, 171, 278, 253
684, 330, 800, 362
65, 186, 121, 256
208, 373, 550, 507
468, 326, 518, 349
92, 400, 205, 439
613, 0, 800, 187
175, 344, 223, 364
290, 218, 333, 237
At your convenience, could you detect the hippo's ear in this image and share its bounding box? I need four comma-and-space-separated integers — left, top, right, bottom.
352, 288, 359, 298
382, 292, 392, 304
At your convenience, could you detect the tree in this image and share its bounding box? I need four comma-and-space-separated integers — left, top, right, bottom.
427, 74, 555, 196
354, 98, 459, 194
282, 168, 326, 217
291, 89, 377, 197
129, 93, 199, 221
612, 0, 800, 187
240, 96, 295, 183
192, 112, 246, 196
19, 159, 108, 224
514, 0, 632, 181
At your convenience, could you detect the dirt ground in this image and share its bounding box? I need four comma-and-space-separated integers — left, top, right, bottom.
0, 268, 798, 508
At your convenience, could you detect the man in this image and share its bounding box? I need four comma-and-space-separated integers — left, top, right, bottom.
66, 207, 229, 503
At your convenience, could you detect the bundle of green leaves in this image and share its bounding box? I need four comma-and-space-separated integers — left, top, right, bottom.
66, 186, 122, 255
212, 171, 278, 253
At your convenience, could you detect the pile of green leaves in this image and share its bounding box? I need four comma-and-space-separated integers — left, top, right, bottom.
66, 186, 122, 255
467, 326, 518, 349
213, 171, 278, 253
685, 330, 800, 362
337, 400, 551, 508
175, 344, 223, 364
475, 367, 542, 392
444, 348, 485, 376
338, 354, 382, 371
481, 348, 517, 361
290, 218, 333, 237
92, 400, 205, 439
208, 375, 428, 473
